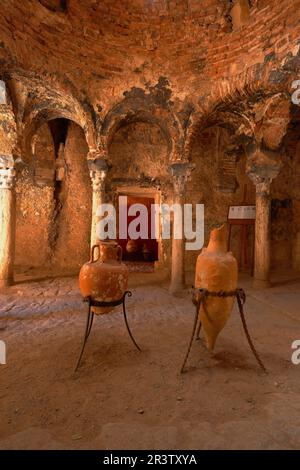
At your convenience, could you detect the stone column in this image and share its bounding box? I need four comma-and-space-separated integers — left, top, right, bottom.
247, 149, 280, 289
88, 156, 109, 248
169, 162, 194, 294
0, 155, 16, 288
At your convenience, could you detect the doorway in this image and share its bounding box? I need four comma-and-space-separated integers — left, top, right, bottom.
116, 188, 160, 271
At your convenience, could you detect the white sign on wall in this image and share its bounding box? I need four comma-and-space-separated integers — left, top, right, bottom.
228, 205, 256, 220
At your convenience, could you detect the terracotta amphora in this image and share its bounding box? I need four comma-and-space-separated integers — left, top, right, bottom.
79, 240, 129, 314
195, 224, 238, 351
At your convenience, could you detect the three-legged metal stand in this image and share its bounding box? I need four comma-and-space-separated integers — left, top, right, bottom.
180, 287, 267, 374
75, 291, 141, 372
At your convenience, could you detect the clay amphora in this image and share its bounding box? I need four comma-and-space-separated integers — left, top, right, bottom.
195, 224, 238, 351
79, 240, 129, 314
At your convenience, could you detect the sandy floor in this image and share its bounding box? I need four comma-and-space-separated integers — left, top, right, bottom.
0, 271, 300, 450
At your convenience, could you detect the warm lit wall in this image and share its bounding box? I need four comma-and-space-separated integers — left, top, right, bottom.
292, 141, 300, 270
0, 100, 16, 156
270, 164, 293, 269
108, 122, 169, 182
15, 121, 91, 271
186, 127, 255, 273
108, 121, 172, 268
52, 122, 92, 269
15, 124, 55, 267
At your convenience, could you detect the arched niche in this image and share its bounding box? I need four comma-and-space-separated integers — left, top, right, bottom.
107, 119, 171, 271
15, 118, 92, 273
186, 120, 255, 275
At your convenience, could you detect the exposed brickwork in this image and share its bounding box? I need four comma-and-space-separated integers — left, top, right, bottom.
0, 0, 300, 272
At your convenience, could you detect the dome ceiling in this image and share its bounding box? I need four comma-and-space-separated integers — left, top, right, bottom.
0, 0, 299, 144
0, 0, 231, 81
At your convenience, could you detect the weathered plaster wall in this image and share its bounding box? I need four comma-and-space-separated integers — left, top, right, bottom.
108, 122, 169, 182
187, 127, 255, 272
0, 98, 16, 155
279, 133, 300, 271
52, 122, 92, 269
15, 121, 91, 271
292, 140, 300, 270
108, 121, 172, 268
15, 123, 55, 267
270, 164, 293, 269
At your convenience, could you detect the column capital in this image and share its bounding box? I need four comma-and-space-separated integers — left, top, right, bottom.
0, 154, 16, 190
246, 141, 281, 195
248, 176, 271, 196
87, 147, 108, 161
88, 157, 110, 192
247, 166, 280, 196
169, 161, 195, 196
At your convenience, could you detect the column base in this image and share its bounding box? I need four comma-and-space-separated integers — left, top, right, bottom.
169, 282, 187, 296
0, 277, 14, 289
252, 278, 271, 289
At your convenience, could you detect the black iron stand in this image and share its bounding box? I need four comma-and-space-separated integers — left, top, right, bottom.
75, 290, 141, 371
180, 287, 267, 374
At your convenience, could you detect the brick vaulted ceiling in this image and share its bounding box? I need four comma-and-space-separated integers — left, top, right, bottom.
0, 0, 300, 156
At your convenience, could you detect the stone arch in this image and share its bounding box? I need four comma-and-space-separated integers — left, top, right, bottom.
252, 93, 291, 150
185, 104, 255, 195
22, 104, 96, 162
185, 102, 258, 274
183, 59, 295, 159
100, 95, 183, 162
15, 116, 93, 271
190, 116, 250, 193
0, 77, 18, 159
184, 96, 256, 161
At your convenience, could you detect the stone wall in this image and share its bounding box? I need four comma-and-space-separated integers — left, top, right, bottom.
292, 140, 300, 270
187, 126, 256, 273
1, 0, 300, 278
52, 122, 92, 269
270, 163, 294, 269
0, 99, 16, 156
15, 123, 55, 267
11, 115, 300, 275
108, 121, 172, 269
108, 122, 169, 182
15, 121, 91, 271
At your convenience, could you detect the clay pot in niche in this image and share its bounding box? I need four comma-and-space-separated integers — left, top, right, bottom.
79, 240, 128, 314
142, 243, 152, 261
126, 239, 139, 254
195, 224, 238, 351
